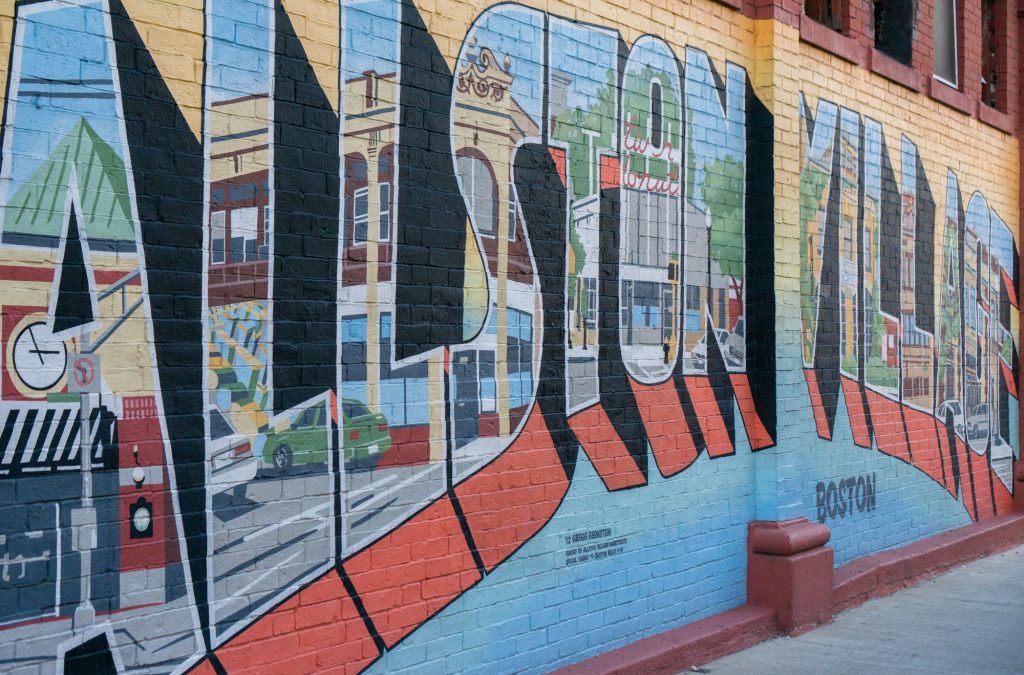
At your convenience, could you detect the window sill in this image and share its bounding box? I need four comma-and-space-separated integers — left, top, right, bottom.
712, 0, 742, 11
799, 15, 867, 66
928, 77, 973, 116
977, 101, 1014, 134
868, 49, 920, 92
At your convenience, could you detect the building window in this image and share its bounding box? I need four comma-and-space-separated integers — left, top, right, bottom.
933, 0, 959, 86
457, 154, 497, 236
379, 182, 391, 241
353, 187, 369, 244
805, 0, 842, 31
261, 206, 271, 260
231, 207, 259, 262
211, 210, 226, 264
875, 0, 914, 65
980, 0, 998, 107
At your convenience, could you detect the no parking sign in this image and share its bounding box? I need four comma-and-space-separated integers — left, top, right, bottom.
68, 354, 101, 394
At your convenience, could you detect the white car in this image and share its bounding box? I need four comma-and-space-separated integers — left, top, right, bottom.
208, 407, 257, 496
936, 400, 965, 436
724, 318, 745, 366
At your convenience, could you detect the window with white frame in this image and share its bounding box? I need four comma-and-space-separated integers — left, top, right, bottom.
508, 183, 518, 241
934, 0, 959, 86
353, 187, 369, 244
379, 182, 391, 241
457, 154, 496, 236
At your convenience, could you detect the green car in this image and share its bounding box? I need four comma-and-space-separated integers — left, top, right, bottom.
261, 399, 391, 474
339, 399, 392, 472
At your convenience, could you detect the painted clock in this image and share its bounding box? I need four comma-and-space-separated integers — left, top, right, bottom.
11, 321, 68, 391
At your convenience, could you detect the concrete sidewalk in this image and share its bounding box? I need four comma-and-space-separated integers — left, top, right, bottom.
697, 544, 1024, 674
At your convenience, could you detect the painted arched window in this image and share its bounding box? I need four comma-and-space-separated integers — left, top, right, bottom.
457, 152, 497, 236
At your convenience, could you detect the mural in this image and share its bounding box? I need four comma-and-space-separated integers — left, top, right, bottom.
202, 0, 335, 643
0, 0, 202, 669
799, 93, 1019, 522
0, 0, 1015, 672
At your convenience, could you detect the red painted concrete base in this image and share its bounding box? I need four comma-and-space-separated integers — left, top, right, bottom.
833, 511, 1024, 612
558, 511, 1024, 674
747, 518, 833, 635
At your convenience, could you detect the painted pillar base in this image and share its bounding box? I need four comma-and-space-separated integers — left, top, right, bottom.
747, 518, 833, 635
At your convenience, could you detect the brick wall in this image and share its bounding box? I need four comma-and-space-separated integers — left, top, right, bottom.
0, 0, 1018, 672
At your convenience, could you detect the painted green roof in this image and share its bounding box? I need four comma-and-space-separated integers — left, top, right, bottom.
4, 117, 135, 243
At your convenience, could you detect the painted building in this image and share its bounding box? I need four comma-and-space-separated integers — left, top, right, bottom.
0, 0, 1019, 672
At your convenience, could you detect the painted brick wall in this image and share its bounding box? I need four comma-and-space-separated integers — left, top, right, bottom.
0, 0, 1018, 672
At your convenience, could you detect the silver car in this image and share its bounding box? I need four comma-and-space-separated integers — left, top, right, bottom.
966, 403, 990, 439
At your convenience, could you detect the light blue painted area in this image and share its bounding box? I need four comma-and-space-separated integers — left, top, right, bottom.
343, 0, 399, 81
685, 48, 745, 213
208, 0, 272, 102
549, 18, 618, 122
3, 1, 124, 192
369, 402, 758, 674
460, 6, 544, 128
965, 191, 992, 252
789, 383, 972, 566
989, 210, 1015, 278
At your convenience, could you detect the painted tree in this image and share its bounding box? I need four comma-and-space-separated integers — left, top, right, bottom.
703, 155, 745, 280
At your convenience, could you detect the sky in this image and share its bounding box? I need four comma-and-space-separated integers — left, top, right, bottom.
2, 0, 125, 196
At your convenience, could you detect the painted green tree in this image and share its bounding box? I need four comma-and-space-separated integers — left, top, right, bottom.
620, 64, 682, 182
703, 155, 744, 280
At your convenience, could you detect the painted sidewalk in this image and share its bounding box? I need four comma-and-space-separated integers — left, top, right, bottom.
698, 544, 1024, 674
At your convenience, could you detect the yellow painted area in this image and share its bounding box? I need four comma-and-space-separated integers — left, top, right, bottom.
122, 0, 205, 137
281, 0, 339, 112
416, 0, 759, 76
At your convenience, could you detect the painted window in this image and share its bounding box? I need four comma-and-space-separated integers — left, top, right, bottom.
508, 183, 518, 241
231, 207, 259, 262
211, 210, 226, 264
379, 183, 391, 241
353, 187, 369, 244
457, 154, 497, 236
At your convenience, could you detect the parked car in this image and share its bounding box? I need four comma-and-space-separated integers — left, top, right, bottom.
724, 318, 745, 366
208, 407, 257, 496
261, 399, 391, 474
967, 403, 990, 439
692, 328, 729, 365
262, 402, 330, 473
936, 399, 965, 436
